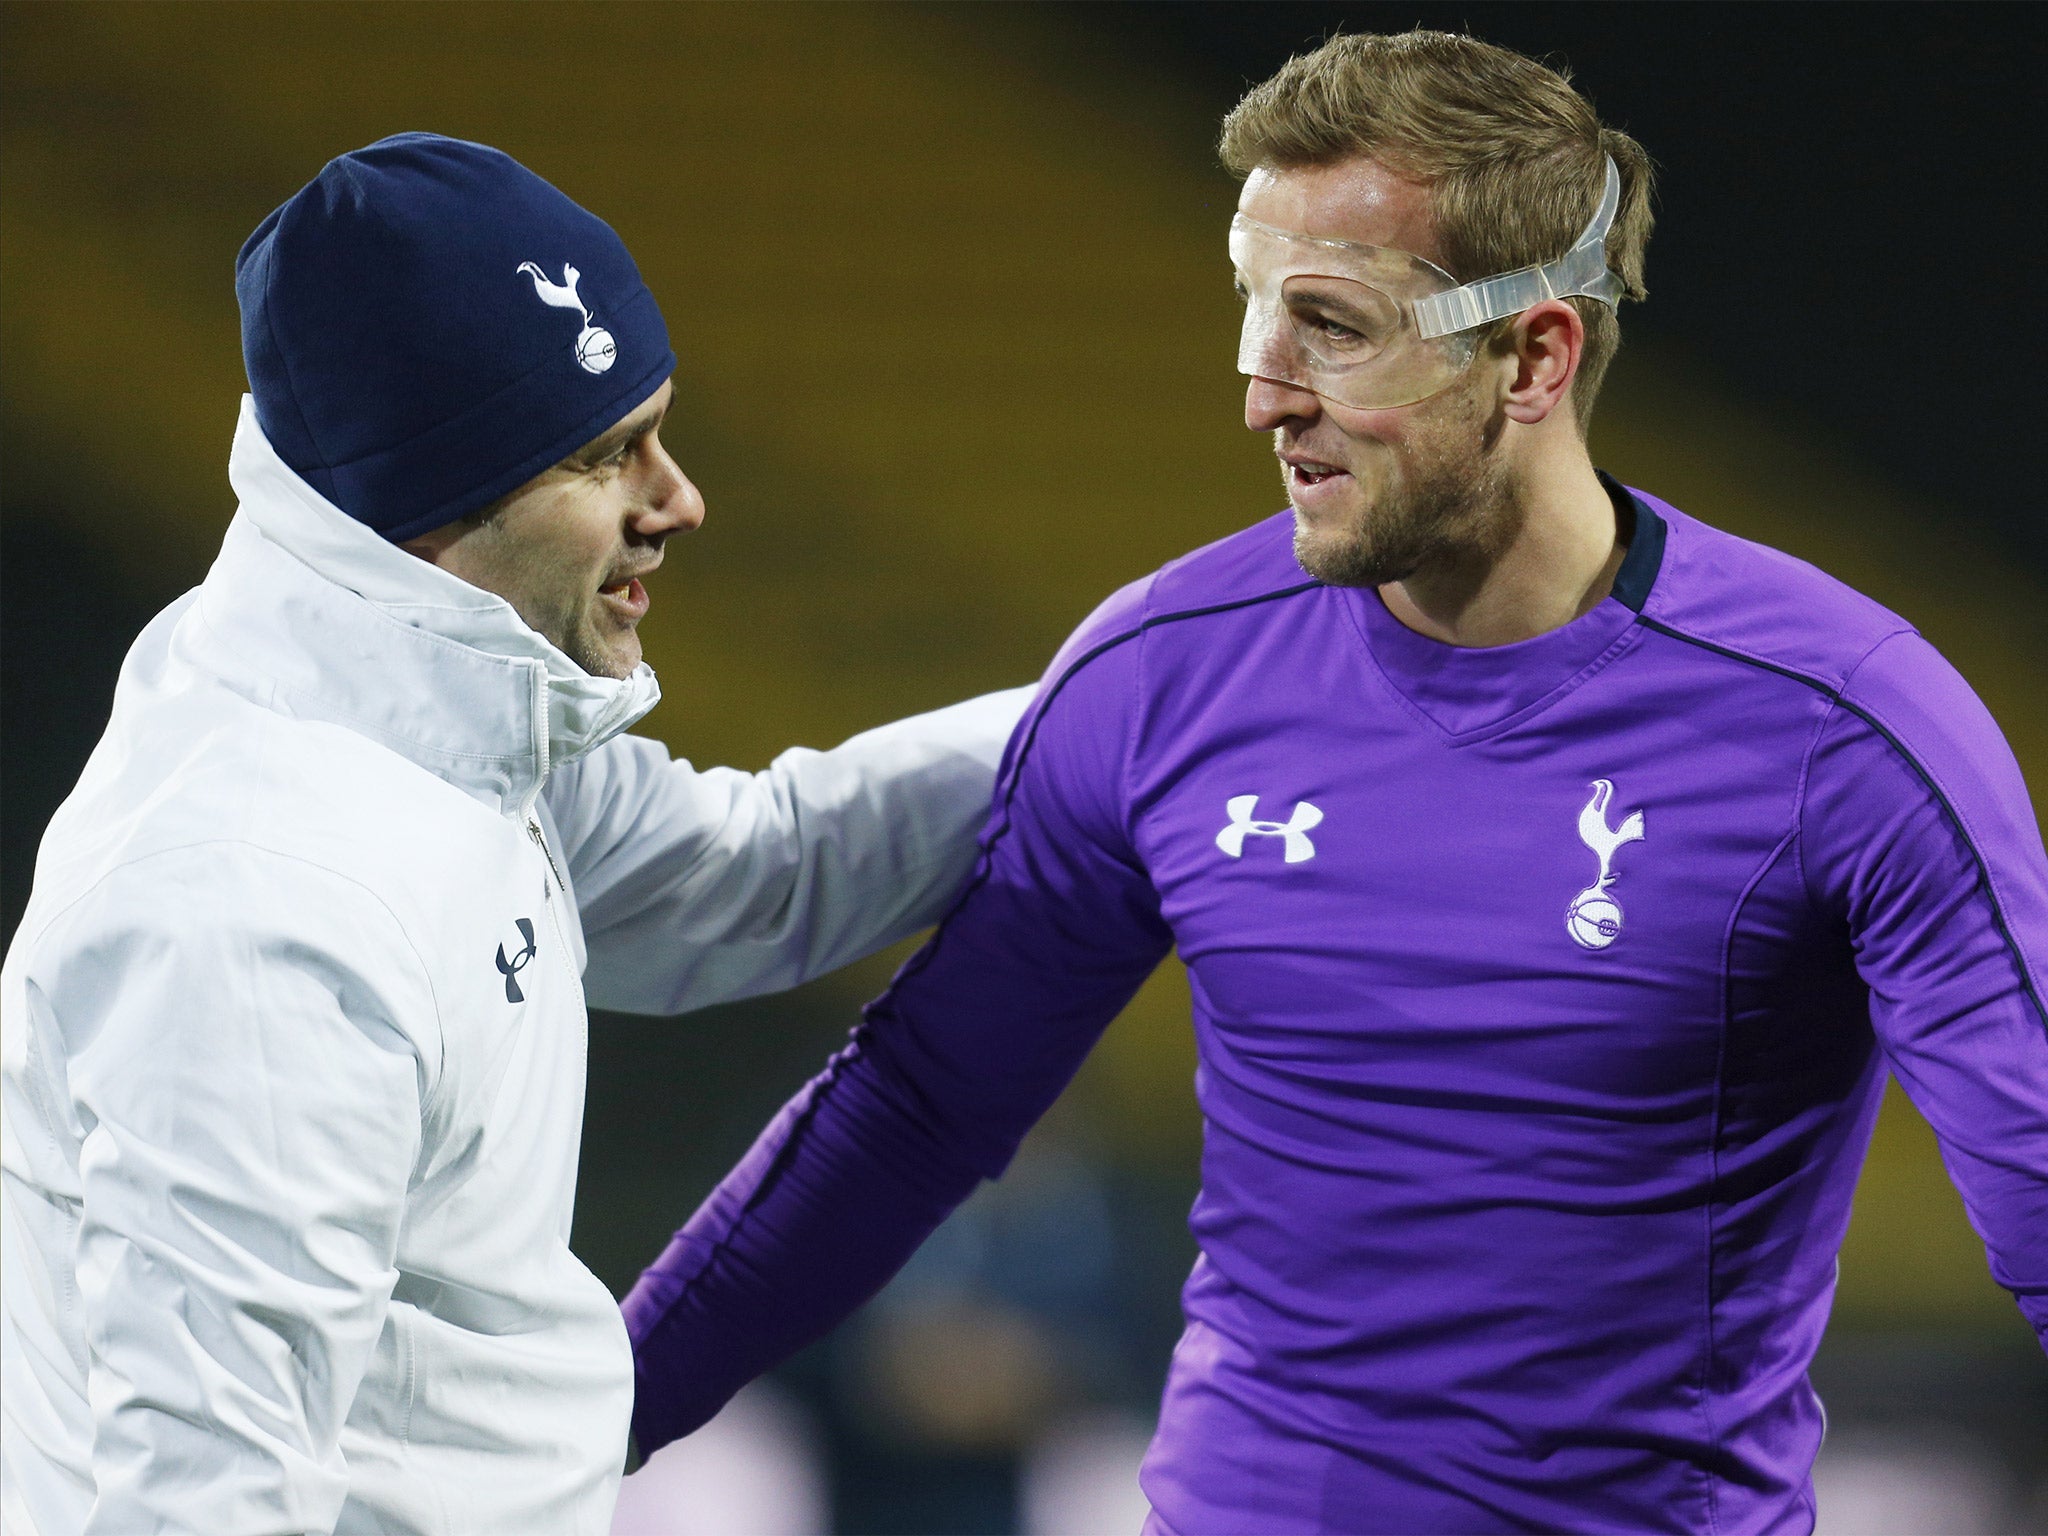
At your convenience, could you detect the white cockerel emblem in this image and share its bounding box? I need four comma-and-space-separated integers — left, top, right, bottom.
516, 261, 617, 375
1566, 778, 1645, 950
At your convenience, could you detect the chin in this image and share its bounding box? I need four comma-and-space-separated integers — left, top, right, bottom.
1293, 514, 1413, 591
612, 633, 646, 677
565, 631, 642, 680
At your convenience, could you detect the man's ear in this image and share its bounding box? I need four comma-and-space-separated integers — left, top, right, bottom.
399, 498, 508, 565
398, 519, 471, 566
1500, 300, 1583, 426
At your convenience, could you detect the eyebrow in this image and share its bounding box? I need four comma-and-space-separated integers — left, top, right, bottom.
1283, 279, 1371, 311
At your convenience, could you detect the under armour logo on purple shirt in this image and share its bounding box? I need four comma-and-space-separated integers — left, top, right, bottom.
1216, 795, 1323, 864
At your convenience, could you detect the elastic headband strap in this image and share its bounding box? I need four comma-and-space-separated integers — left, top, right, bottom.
1411, 157, 1624, 340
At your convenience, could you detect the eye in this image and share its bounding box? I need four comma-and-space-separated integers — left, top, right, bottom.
1289, 305, 1368, 347
1280, 276, 1399, 353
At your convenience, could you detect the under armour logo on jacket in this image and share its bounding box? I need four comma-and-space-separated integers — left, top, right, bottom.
515, 261, 617, 375
1567, 779, 1646, 950
496, 918, 539, 1003
1216, 795, 1323, 864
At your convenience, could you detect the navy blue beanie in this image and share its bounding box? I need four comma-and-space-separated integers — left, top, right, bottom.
236, 133, 676, 542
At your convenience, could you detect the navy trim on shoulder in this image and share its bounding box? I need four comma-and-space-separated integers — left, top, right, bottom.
1598, 470, 1667, 614
1638, 615, 2048, 1037
1048, 579, 1326, 709
1006, 579, 1325, 789
880, 576, 1323, 998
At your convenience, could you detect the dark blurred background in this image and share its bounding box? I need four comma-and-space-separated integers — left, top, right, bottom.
4, 5, 2044, 1532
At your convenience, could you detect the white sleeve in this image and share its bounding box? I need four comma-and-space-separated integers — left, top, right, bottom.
56, 845, 434, 1536
546, 685, 1034, 1016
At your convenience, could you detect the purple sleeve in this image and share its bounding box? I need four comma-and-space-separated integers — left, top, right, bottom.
1805, 631, 2048, 1347
623, 584, 1173, 1452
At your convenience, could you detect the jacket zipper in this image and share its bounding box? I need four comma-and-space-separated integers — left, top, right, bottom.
526, 817, 566, 898
527, 815, 577, 985
525, 813, 587, 1103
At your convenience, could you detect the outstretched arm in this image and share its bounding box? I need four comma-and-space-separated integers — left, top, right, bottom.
624, 581, 1173, 1450
545, 686, 1034, 1016
1808, 632, 2048, 1348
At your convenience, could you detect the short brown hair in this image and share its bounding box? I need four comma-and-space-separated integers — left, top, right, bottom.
1220, 31, 1654, 426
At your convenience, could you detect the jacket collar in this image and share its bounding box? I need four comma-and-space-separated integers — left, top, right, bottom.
188, 396, 660, 816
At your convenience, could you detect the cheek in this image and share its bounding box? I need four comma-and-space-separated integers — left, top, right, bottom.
1314, 409, 1405, 489
1324, 402, 1406, 453
1355, 380, 1488, 471
550, 496, 628, 578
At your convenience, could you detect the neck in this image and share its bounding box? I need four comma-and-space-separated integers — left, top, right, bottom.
1378, 446, 1624, 648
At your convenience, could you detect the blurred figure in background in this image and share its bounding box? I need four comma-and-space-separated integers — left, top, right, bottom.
0, 133, 1027, 1534
625, 30, 2048, 1535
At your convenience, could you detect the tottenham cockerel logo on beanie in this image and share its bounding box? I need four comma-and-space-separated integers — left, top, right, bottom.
234, 132, 676, 543
515, 261, 617, 375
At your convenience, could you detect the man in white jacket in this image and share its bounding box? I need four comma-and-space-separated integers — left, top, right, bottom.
0, 133, 1029, 1534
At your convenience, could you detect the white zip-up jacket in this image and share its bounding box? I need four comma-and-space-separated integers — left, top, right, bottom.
0, 399, 1030, 1535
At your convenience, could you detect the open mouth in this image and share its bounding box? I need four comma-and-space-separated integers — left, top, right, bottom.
596, 575, 649, 619
1285, 458, 1350, 490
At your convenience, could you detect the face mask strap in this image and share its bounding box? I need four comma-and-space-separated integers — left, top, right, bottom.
1411, 157, 1624, 341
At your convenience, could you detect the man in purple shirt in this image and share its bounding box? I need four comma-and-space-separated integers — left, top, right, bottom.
623, 31, 2048, 1534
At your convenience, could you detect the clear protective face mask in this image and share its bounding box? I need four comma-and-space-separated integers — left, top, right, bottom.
1231, 156, 1625, 411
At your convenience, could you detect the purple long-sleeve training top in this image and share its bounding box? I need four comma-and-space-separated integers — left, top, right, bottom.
626, 480, 2048, 1535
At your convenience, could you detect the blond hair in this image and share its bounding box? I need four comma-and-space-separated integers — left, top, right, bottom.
1219, 31, 1654, 426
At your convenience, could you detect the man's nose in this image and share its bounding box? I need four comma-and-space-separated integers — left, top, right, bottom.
635, 439, 706, 536
1245, 374, 1323, 433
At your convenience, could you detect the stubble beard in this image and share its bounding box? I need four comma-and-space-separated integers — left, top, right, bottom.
561, 605, 641, 679
437, 515, 644, 679
499, 542, 641, 679
518, 580, 632, 681
1289, 385, 1520, 591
